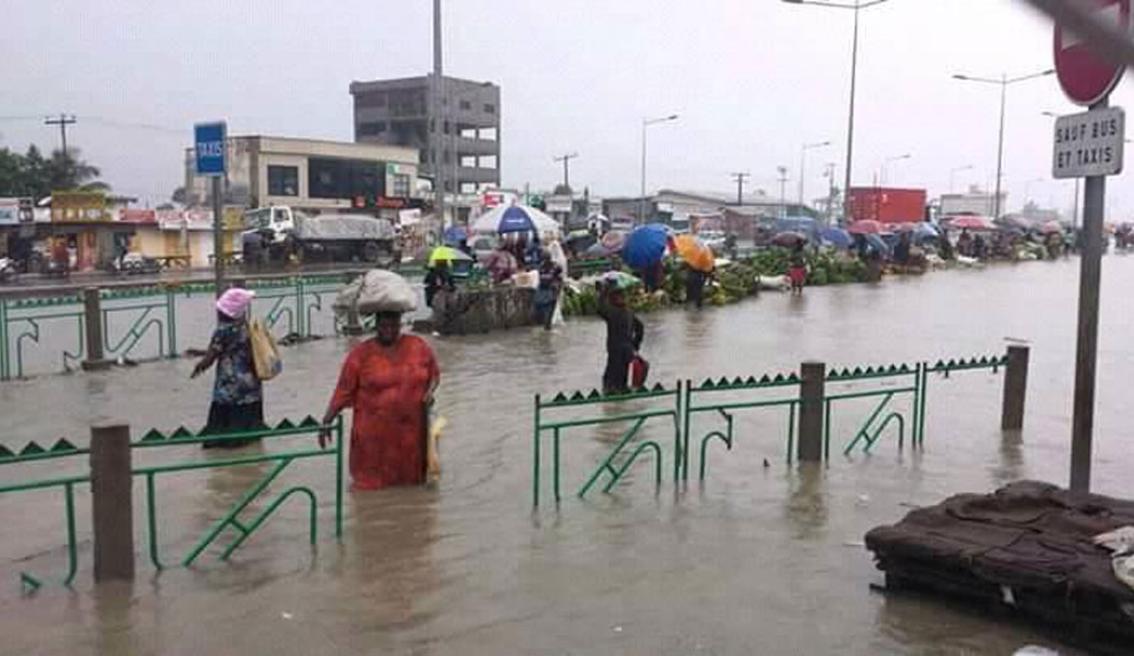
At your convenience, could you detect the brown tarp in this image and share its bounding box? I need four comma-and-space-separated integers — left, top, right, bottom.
866, 481, 1134, 646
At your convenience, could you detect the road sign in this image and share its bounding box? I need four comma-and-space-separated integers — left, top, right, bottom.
1054, 0, 1129, 106
194, 121, 227, 176
1052, 106, 1125, 178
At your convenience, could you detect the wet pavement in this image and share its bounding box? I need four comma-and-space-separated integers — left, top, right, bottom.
3, 256, 1134, 654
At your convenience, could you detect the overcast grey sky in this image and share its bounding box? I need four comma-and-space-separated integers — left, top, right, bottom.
1, 0, 1130, 215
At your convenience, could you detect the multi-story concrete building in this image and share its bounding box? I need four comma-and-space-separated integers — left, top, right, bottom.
349, 75, 500, 195
184, 136, 421, 219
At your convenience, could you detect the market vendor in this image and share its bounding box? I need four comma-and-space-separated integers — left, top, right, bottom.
320, 304, 440, 490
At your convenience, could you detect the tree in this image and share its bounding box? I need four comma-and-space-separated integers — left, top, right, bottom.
0, 144, 109, 201
170, 186, 189, 205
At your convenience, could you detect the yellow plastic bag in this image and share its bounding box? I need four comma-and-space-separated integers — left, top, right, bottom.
249, 318, 282, 381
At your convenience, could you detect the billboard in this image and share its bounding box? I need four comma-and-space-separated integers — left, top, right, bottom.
0, 198, 34, 225
51, 191, 108, 222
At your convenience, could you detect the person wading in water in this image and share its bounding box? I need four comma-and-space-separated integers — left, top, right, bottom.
597, 281, 644, 394
319, 311, 440, 490
191, 288, 264, 449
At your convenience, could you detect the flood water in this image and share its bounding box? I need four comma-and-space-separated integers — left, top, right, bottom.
3, 256, 1134, 654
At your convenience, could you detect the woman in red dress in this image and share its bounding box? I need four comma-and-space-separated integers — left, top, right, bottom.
320, 311, 440, 490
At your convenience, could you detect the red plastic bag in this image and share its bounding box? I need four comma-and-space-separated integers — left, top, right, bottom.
629, 355, 650, 389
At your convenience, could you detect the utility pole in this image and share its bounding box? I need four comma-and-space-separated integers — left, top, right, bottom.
730, 172, 750, 206
777, 166, 789, 220
45, 113, 77, 159
824, 162, 837, 224
553, 152, 579, 189
431, 0, 445, 228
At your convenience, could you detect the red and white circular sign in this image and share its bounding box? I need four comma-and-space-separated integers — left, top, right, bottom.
1054, 0, 1130, 106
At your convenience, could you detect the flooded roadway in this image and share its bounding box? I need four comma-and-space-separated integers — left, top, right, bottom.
3, 256, 1133, 654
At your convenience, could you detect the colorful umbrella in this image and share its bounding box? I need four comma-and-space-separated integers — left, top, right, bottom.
601, 271, 642, 290
948, 215, 995, 231
442, 226, 468, 245
1040, 220, 1064, 235
428, 246, 473, 265
771, 231, 808, 248
819, 227, 853, 248
601, 230, 627, 252
847, 220, 884, 235
671, 234, 715, 272
621, 223, 670, 269
471, 204, 560, 236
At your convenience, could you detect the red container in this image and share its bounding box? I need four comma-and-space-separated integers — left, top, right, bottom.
848, 187, 926, 225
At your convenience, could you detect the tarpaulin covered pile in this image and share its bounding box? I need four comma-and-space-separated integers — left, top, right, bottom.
866, 481, 1134, 651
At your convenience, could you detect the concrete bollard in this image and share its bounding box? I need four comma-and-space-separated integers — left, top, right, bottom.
798, 361, 827, 463
81, 287, 111, 371
1001, 345, 1030, 431
90, 424, 135, 582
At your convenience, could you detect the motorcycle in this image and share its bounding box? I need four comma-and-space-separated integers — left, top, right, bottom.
0, 257, 17, 284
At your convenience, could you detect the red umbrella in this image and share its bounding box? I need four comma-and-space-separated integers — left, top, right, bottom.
771, 231, 808, 247
948, 215, 995, 231
889, 222, 918, 232
1040, 220, 1064, 235
847, 220, 884, 235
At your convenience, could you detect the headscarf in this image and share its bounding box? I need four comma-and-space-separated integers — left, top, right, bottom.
216, 287, 256, 319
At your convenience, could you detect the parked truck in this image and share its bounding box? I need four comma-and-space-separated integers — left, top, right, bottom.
848, 187, 927, 225
243, 206, 399, 267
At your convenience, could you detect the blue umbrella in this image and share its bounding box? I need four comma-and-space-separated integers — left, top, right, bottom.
621, 223, 670, 269
914, 223, 939, 241
471, 204, 560, 235
819, 227, 853, 248
864, 233, 891, 257
442, 226, 468, 245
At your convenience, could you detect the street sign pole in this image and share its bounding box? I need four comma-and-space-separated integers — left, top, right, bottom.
194, 121, 228, 297
1052, 0, 1128, 496
212, 176, 224, 296
1069, 98, 1108, 495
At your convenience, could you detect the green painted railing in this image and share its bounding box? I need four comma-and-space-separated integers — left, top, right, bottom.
0, 416, 343, 591
0, 295, 86, 379
532, 384, 681, 506
101, 291, 178, 361
534, 352, 1012, 502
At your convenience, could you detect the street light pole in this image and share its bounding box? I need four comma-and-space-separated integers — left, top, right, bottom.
953, 68, 1054, 219
639, 114, 679, 224
777, 166, 790, 219
948, 164, 973, 193
799, 140, 831, 208
782, 0, 894, 224
881, 153, 911, 185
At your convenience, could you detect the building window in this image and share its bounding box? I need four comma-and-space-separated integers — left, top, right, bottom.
459, 100, 471, 110
392, 174, 411, 198
308, 158, 384, 200
443, 120, 450, 134
355, 92, 387, 108
358, 121, 387, 136
483, 103, 496, 114
267, 165, 298, 196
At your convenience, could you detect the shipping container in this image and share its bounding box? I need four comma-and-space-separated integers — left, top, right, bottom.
848, 187, 927, 224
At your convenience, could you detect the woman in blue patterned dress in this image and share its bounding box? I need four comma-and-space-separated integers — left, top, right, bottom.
191, 288, 264, 448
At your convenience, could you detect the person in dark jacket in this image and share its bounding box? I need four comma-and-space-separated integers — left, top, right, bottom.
597, 283, 644, 394
423, 261, 455, 308
685, 264, 707, 309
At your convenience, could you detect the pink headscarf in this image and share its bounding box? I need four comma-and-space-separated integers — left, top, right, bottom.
216, 288, 255, 319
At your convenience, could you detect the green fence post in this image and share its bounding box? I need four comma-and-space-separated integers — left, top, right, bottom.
918, 363, 929, 447
533, 394, 541, 507
295, 277, 306, 339
911, 363, 922, 446
0, 298, 8, 380
335, 416, 344, 539
165, 290, 177, 358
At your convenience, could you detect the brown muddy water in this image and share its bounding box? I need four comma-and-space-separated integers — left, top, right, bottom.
3, 256, 1133, 655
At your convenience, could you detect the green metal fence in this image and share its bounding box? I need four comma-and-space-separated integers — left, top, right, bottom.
0, 416, 343, 592
532, 384, 681, 506
683, 371, 802, 480
534, 352, 1012, 505
0, 294, 86, 379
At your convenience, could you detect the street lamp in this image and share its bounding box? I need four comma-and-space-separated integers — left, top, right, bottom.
881, 153, 911, 184
952, 68, 1055, 219
777, 165, 790, 219
782, 0, 895, 223
1043, 111, 1081, 228
639, 114, 679, 224
799, 140, 831, 207
948, 164, 974, 193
